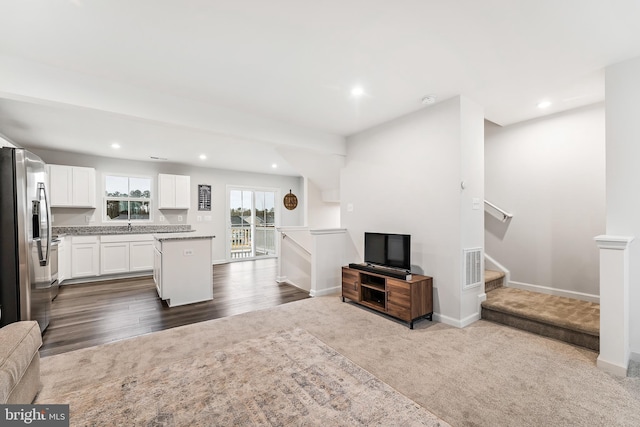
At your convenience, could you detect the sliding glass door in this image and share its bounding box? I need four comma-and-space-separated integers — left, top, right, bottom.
228, 188, 277, 260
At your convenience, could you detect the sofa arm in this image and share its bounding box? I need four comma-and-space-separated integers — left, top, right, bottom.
0, 321, 43, 404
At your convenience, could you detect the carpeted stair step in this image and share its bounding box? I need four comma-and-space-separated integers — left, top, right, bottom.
484, 270, 505, 292
481, 287, 599, 351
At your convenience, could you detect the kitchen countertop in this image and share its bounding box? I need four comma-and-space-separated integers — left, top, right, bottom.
154, 232, 216, 241
52, 225, 193, 236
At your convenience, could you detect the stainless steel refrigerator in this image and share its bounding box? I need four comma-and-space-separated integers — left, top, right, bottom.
0, 147, 53, 332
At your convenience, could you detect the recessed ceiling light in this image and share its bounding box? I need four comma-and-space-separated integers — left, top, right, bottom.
537, 101, 552, 109
199, 154, 207, 160
350, 86, 365, 97
421, 95, 437, 105
111, 143, 120, 149
272, 163, 278, 168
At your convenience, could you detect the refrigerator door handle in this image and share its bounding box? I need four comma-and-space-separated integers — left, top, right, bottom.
36, 182, 51, 266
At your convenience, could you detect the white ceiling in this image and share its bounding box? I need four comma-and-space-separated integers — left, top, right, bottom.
1, 0, 640, 176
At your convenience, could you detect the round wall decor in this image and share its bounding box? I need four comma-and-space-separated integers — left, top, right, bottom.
283, 190, 298, 210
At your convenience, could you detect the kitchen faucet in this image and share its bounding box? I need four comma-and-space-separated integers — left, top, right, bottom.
128, 221, 132, 232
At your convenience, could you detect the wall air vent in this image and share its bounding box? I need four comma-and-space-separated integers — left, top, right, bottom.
463, 248, 482, 289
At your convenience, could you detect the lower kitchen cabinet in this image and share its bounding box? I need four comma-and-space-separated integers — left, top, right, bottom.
153, 245, 162, 296
67, 234, 155, 281
100, 234, 154, 275
71, 236, 100, 278
130, 240, 154, 271
100, 241, 130, 275
57, 236, 71, 284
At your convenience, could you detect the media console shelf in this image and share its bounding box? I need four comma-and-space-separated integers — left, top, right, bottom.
342, 266, 433, 329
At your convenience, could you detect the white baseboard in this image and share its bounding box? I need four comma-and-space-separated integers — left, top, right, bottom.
433, 311, 481, 328
431, 313, 449, 325
276, 275, 287, 283
597, 356, 629, 377
212, 258, 228, 265
478, 293, 487, 303
508, 280, 600, 303
460, 312, 481, 327
310, 285, 341, 297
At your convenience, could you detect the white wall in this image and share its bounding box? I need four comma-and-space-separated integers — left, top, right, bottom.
460, 98, 486, 322
341, 96, 484, 326
485, 104, 606, 301
311, 229, 346, 297
605, 56, 640, 357
306, 179, 340, 228
29, 148, 303, 262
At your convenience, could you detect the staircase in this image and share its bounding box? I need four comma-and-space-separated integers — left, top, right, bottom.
484, 270, 505, 292
481, 270, 600, 351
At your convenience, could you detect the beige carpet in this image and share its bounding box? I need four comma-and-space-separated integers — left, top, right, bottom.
38, 296, 640, 426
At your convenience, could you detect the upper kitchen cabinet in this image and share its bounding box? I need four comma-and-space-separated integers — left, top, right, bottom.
48, 164, 96, 208
158, 174, 190, 209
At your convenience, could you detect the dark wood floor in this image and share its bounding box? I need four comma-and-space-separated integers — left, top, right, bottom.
40, 258, 309, 357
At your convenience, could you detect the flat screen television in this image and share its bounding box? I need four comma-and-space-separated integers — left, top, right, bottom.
364, 232, 411, 272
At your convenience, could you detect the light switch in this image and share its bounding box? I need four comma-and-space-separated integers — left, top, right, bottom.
472, 198, 481, 210
159, 215, 165, 222
204, 215, 212, 222
197, 216, 202, 222
347, 203, 354, 212
183, 249, 193, 256
178, 215, 183, 222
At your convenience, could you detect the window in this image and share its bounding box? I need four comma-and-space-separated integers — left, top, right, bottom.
105, 175, 152, 221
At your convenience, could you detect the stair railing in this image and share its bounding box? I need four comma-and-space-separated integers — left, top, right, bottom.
281, 232, 311, 255
484, 200, 513, 222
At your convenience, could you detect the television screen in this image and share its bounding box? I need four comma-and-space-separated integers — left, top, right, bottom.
364, 232, 411, 271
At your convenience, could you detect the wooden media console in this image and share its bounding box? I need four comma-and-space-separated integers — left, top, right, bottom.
341, 266, 433, 329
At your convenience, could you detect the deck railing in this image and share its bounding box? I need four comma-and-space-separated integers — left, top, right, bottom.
231, 226, 276, 259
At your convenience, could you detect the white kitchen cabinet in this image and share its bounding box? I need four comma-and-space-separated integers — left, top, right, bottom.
130, 240, 155, 271
48, 164, 96, 208
153, 245, 162, 296
100, 234, 154, 275
158, 173, 190, 209
72, 167, 96, 207
48, 165, 72, 206
100, 241, 130, 275
71, 236, 100, 278
57, 237, 71, 284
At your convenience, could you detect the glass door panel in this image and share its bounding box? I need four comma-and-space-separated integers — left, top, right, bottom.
228, 188, 277, 260
229, 190, 253, 259
254, 191, 276, 256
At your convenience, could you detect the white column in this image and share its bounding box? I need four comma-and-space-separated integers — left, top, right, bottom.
594, 235, 634, 376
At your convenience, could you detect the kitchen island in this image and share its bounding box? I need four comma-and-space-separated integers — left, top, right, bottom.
153, 232, 215, 307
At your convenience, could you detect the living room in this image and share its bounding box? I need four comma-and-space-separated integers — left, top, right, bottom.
2, 1, 640, 425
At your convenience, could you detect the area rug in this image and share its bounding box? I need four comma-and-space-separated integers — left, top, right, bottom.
36, 328, 448, 426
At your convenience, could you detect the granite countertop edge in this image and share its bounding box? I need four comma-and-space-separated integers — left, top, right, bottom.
154, 233, 216, 241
